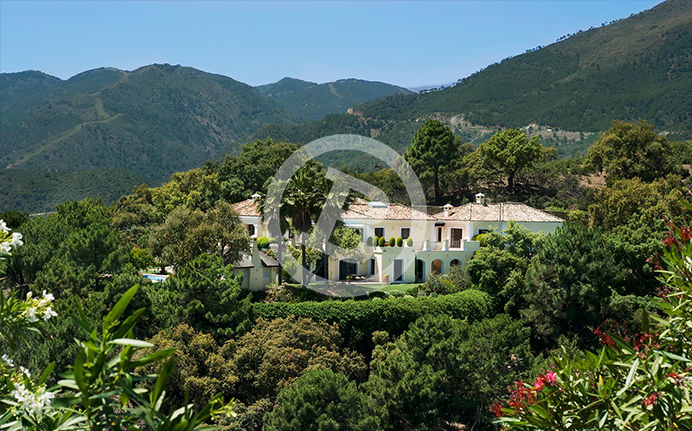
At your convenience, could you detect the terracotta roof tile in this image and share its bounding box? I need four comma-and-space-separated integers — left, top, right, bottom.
232, 198, 260, 217
433, 202, 564, 222
341, 202, 434, 220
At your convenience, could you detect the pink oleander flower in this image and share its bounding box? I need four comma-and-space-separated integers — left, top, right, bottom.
533, 377, 544, 391
642, 392, 661, 407
544, 371, 557, 385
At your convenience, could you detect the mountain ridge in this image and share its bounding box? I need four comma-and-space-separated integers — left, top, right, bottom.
256, 77, 412, 121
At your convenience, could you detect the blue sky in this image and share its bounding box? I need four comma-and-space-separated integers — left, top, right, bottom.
0, 0, 662, 88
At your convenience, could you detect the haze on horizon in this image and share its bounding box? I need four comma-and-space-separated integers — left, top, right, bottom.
1, 0, 662, 89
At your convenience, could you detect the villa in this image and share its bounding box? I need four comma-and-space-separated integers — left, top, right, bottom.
232, 193, 564, 289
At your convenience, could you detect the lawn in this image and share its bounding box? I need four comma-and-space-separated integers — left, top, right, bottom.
376, 283, 421, 295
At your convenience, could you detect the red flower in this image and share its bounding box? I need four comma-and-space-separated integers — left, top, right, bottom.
594, 327, 615, 347
544, 371, 557, 385
489, 402, 504, 417
642, 392, 661, 407
681, 228, 691, 242
664, 236, 675, 247
507, 380, 536, 409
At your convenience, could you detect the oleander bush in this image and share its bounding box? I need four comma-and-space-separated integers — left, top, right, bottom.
493, 217, 692, 430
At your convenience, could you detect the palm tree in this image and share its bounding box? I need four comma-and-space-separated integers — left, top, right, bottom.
281, 167, 329, 287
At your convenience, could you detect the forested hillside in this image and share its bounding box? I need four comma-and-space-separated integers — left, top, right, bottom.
256, 77, 412, 121
252, 0, 690, 159
353, 0, 690, 135
0, 64, 295, 182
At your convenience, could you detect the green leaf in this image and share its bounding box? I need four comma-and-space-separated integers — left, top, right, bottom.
656, 350, 690, 362
616, 358, 639, 398
113, 307, 147, 340
130, 348, 176, 368
104, 284, 139, 327
73, 351, 86, 393
152, 357, 175, 404
37, 362, 55, 385
110, 338, 154, 348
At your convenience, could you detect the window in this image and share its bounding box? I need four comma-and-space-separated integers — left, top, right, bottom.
478, 229, 490, 235
400, 227, 410, 239
263, 269, 270, 278
247, 224, 256, 237
436, 227, 443, 242
369, 258, 376, 275
352, 227, 363, 239
374, 227, 385, 238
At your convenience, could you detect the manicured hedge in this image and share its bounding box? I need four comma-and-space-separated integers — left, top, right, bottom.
251, 289, 491, 355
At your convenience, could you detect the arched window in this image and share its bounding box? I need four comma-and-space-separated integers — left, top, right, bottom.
450, 258, 460, 267
431, 259, 443, 275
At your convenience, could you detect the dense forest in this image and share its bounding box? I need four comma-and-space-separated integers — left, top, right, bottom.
1, 118, 690, 429
353, 0, 691, 135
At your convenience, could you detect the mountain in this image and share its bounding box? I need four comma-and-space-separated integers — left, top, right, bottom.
0, 64, 299, 211
1, 64, 295, 183
251, 0, 690, 163
256, 77, 412, 121
353, 0, 690, 136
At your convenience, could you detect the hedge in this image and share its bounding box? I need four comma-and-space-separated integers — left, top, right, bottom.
251, 289, 491, 355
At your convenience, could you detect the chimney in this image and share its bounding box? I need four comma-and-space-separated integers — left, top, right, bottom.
442, 203, 453, 217
475, 192, 486, 205
251, 192, 261, 200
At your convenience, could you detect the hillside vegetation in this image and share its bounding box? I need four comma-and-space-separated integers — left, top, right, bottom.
353, 0, 690, 135
252, 0, 690, 159
0, 64, 296, 182
256, 77, 412, 121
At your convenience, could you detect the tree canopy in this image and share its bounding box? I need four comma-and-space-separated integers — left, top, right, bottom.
585, 120, 680, 182
466, 128, 556, 193
404, 119, 460, 203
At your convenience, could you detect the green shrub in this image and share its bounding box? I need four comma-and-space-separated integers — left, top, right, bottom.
256, 236, 270, 250
396, 237, 403, 247
251, 290, 491, 354
131, 246, 156, 270
406, 237, 413, 247
368, 314, 536, 429
264, 369, 379, 431
417, 274, 458, 296
378, 237, 386, 247
389, 237, 396, 247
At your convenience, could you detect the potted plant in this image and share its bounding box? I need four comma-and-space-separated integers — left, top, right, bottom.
383, 273, 390, 284
389, 237, 396, 247
406, 237, 413, 247
396, 236, 403, 247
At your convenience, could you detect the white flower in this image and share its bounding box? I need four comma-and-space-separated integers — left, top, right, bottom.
0, 220, 8, 233
23, 306, 38, 323
42, 306, 57, 321
41, 290, 55, 302
19, 366, 31, 378
0, 241, 10, 255
11, 382, 55, 416
26, 291, 33, 300
10, 232, 23, 248
1, 354, 14, 368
